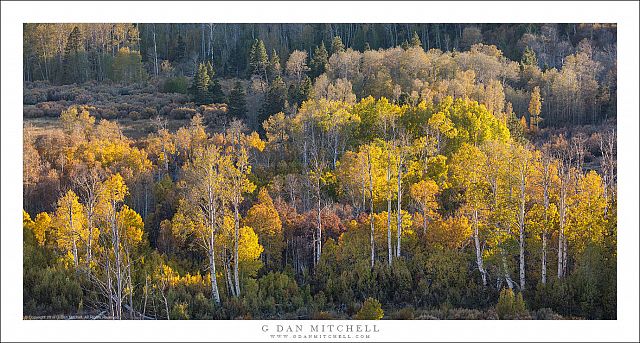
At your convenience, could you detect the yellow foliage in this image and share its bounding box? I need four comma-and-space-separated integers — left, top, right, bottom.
32, 212, 52, 246
372, 210, 413, 241
247, 131, 266, 152
53, 190, 86, 259
102, 173, 129, 204
426, 216, 472, 249
23, 210, 34, 229
117, 205, 144, 248
238, 226, 264, 262
410, 179, 439, 219
566, 171, 607, 251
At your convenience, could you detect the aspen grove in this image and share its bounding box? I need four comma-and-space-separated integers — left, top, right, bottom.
23, 23, 616, 320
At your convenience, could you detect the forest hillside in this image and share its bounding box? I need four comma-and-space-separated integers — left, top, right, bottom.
23, 23, 617, 320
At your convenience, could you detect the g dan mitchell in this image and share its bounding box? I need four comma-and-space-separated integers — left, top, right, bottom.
261, 324, 380, 333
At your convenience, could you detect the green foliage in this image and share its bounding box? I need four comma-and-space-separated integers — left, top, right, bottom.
418, 249, 472, 307
496, 288, 529, 319
521, 47, 538, 67
162, 76, 189, 94
209, 79, 226, 103
111, 47, 146, 83
191, 63, 211, 105
23, 229, 83, 316
61, 26, 88, 84
242, 272, 309, 318
228, 81, 247, 119
331, 36, 345, 54
410, 31, 422, 48
249, 39, 269, 78
170, 302, 190, 319
355, 297, 384, 320
260, 76, 288, 127
289, 76, 312, 107
268, 49, 281, 81
311, 41, 329, 78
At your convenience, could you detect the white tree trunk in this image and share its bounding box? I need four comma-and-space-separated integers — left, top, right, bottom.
386, 151, 393, 266
396, 160, 402, 258
558, 176, 567, 279
316, 186, 322, 265
209, 203, 221, 305
557, 230, 564, 279
541, 230, 547, 284
152, 24, 158, 76
368, 151, 375, 269
502, 254, 514, 289
233, 203, 241, 297
209, 249, 220, 304
473, 209, 487, 286
518, 177, 526, 290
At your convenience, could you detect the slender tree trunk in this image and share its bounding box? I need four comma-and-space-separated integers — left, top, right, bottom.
142, 275, 148, 318
209, 249, 220, 304
362, 167, 367, 214
557, 230, 564, 279
542, 230, 547, 284
541, 159, 550, 285
367, 150, 375, 269
69, 206, 78, 268
386, 150, 392, 266
473, 209, 487, 286
152, 24, 159, 76
162, 289, 170, 320
558, 176, 567, 279
106, 256, 114, 318
396, 158, 403, 258
316, 180, 322, 265
127, 251, 134, 319
87, 209, 93, 271
207, 183, 221, 305
224, 252, 235, 297
562, 238, 568, 275
111, 201, 122, 319
518, 173, 526, 291
233, 202, 241, 297
72, 237, 78, 268
519, 220, 525, 290
502, 253, 514, 289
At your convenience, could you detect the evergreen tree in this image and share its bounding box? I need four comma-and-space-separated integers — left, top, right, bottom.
260, 76, 287, 128
196, 60, 224, 103
331, 36, 345, 55
62, 26, 86, 84
268, 49, 281, 81
191, 63, 211, 105
311, 41, 329, 78
172, 35, 188, 62
172, 34, 187, 62
290, 75, 312, 107
521, 47, 538, 67
205, 60, 215, 79
249, 39, 269, 82
210, 79, 226, 103
410, 31, 422, 48
228, 81, 247, 119
65, 26, 83, 54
